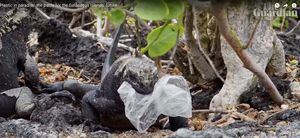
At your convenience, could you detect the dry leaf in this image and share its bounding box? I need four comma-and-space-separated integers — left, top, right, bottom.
246, 111, 258, 119
280, 104, 289, 110
236, 103, 250, 112
217, 117, 235, 127
55, 72, 67, 81
54, 64, 62, 70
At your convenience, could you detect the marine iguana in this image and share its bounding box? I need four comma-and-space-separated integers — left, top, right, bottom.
0, 8, 72, 118
43, 24, 188, 131
0, 8, 43, 118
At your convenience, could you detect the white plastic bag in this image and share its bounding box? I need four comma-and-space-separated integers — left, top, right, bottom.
117, 75, 192, 133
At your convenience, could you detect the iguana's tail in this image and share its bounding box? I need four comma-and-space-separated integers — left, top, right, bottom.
101, 23, 124, 81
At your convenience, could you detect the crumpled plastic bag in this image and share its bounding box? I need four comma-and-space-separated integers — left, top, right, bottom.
117, 75, 192, 133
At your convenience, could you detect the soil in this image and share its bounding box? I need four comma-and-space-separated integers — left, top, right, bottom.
239, 76, 291, 111
278, 34, 300, 59
36, 19, 128, 83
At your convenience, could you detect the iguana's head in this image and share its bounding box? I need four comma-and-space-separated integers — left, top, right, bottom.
123, 56, 158, 95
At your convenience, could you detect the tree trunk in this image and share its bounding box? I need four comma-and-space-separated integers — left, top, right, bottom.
208, 1, 286, 110
173, 7, 224, 84
193, 8, 224, 72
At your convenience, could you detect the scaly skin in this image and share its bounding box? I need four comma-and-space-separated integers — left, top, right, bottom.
82, 55, 188, 131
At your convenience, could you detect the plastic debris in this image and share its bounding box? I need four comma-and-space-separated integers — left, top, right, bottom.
118, 75, 192, 133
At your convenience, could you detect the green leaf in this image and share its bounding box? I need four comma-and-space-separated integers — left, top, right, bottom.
109, 8, 125, 26
144, 24, 183, 57
290, 59, 298, 65
272, 16, 289, 29
272, 17, 282, 29
134, 0, 169, 20
91, 6, 104, 18
163, 0, 184, 19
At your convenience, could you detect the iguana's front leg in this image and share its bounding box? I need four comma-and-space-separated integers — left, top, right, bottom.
23, 52, 41, 93
81, 90, 113, 132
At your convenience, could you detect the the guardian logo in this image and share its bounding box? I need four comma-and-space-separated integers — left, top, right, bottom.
253, 3, 298, 17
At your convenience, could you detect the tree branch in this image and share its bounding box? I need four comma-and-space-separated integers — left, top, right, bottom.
285, 20, 300, 35
25, 0, 50, 19
211, 1, 283, 104
245, 17, 261, 49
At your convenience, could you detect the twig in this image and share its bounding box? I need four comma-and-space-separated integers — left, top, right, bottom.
193, 6, 224, 82
167, 31, 180, 69
155, 58, 162, 72
211, 0, 283, 104
101, 17, 110, 36
124, 10, 152, 31
25, 0, 50, 19
260, 108, 286, 124
191, 89, 202, 96
210, 25, 218, 54
167, 45, 178, 68
81, 20, 97, 28
188, 55, 194, 75
280, 10, 286, 32
39, 0, 90, 13
69, 13, 81, 28
193, 109, 230, 114
119, 38, 132, 43
87, 69, 99, 83
135, 15, 142, 48
78, 69, 84, 78
120, 35, 134, 39
286, 20, 300, 35
231, 111, 255, 122
161, 60, 174, 65
71, 18, 96, 29
242, 108, 254, 115
97, 37, 134, 52
124, 20, 135, 40
70, 27, 133, 52
245, 17, 261, 49
81, 11, 85, 28
96, 17, 103, 37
